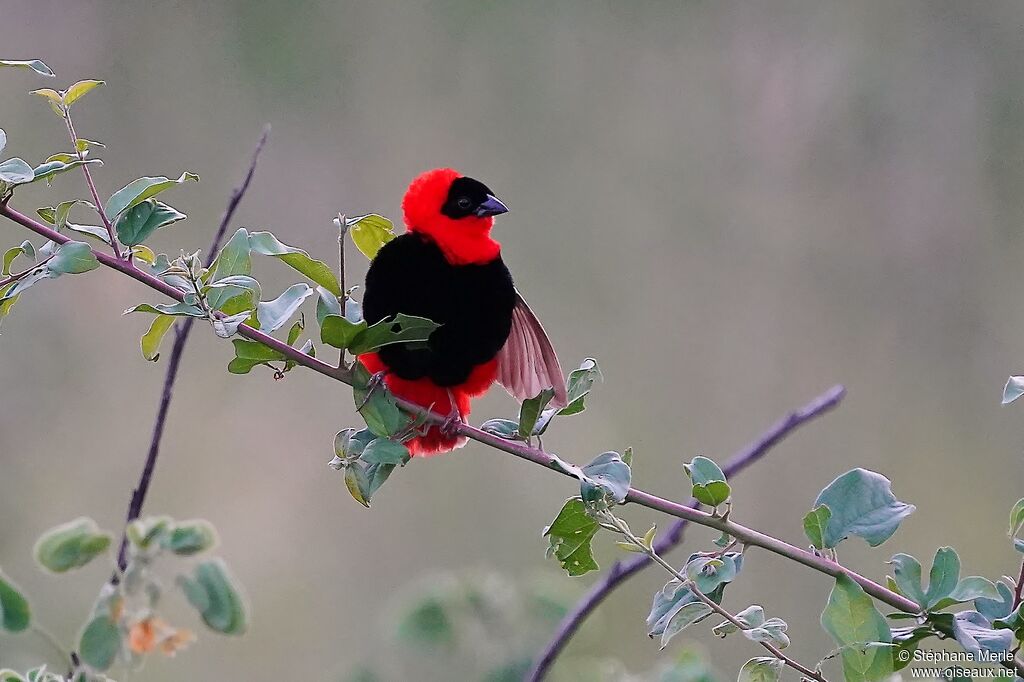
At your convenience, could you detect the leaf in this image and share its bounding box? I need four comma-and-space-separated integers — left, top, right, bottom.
62, 79, 103, 106
924, 547, 960, 610
974, 580, 1014, 621
47, 241, 99, 275
125, 302, 205, 317
347, 314, 439, 354
579, 451, 631, 507
0, 571, 30, 632
343, 459, 397, 507
558, 358, 602, 416
228, 339, 286, 374
647, 578, 722, 648
0, 670, 25, 682
256, 283, 313, 333
1003, 377, 1024, 404
31, 158, 102, 185
351, 363, 408, 437
684, 552, 743, 594
206, 228, 252, 310
178, 559, 247, 635
248, 231, 341, 296
803, 505, 832, 550
888, 554, 927, 609
543, 498, 600, 576
683, 456, 731, 507
951, 610, 1014, 656
0, 129, 4, 156
212, 311, 253, 338
397, 596, 455, 650
104, 172, 199, 218
141, 314, 176, 361
744, 618, 790, 649
315, 286, 342, 325
1009, 498, 1024, 537
479, 418, 522, 439
945, 577, 999, 605
3, 241, 34, 275
737, 658, 784, 682
0, 59, 55, 77
320, 314, 366, 350
78, 616, 120, 671
114, 199, 186, 246
361, 438, 411, 466
813, 468, 915, 548
518, 388, 555, 439
0, 158, 35, 185
347, 214, 396, 260
820, 574, 893, 682
75, 138, 104, 153
163, 520, 218, 556
713, 605, 765, 637
34, 517, 112, 573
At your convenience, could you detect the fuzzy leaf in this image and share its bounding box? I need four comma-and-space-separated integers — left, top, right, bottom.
820, 575, 893, 682
105, 172, 198, 218
62, 79, 103, 106
0, 571, 30, 632
34, 517, 112, 573
178, 559, 247, 635
348, 214, 396, 260
78, 616, 119, 671
347, 314, 439, 354
684, 456, 731, 507
256, 283, 313, 333
140, 314, 176, 361
0, 59, 55, 77
248, 231, 341, 296
114, 199, 185, 246
543, 498, 599, 577
813, 468, 915, 548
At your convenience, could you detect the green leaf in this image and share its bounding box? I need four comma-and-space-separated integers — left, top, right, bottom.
104, 172, 199, 218
62, 79, 103, 106
34, 517, 112, 573
0, 158, 35, 185
737, 658, 784, 682
713, 605, 766, 637
228, 339, 286, 374
944, 577, 999, 605
206, 228, 252, 311
31, 158, 102, 185
3, 240, 34, 275
647, 578, 723, 648
685, 552, 743, 594
803, 505, 832, 550
125, 302, 205, 317
820, 574, 893, 682
163, 520, 218, 556
256, 283, 313, 333
1009, 498, 1024, 537
0, 571, 30, 632
343, 459, 397, 507
0, 59, 55, 77
114, 199, 186, 246
889, 554, 927, 608
924, 547, 960, 610
543, 498, 600, 576
347, 314, 439, 355
683, 456, 731, 507
0, 670, 26, 682
951, 611, 1014, 656
47, 241, 99, 275
518, 388, 555, 439
320, 314, 367, 350
558, 358, 602, 416
178, 559, 247, 635
141, 314, 176, 361
974, 580, 1014, 621
78, 616, 120, 671
1003, 377, 1024, 404
37, 201, 108, 243
212, 311, 252, 338
813, 468, 915, 548
351, 363, 408, 437
480, 418, 522, 439
361, 438, 411, 466
397, 596, 454, 650
348, 214, 396, 260
248, 231, 341, 296
75, 138, 104, 153
315, 286, 342, 325
579, 451, 631, 507
0, 129, 5, 156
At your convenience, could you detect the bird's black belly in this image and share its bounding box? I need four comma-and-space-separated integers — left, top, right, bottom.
361, 233, 516, 386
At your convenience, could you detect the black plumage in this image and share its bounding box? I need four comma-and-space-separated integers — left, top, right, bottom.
362, 233, 517, 386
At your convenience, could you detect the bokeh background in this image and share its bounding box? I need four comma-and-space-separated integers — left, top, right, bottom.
2, 1, 1024, 679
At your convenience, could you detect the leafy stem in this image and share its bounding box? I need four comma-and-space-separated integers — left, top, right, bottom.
61, 108, 121, 258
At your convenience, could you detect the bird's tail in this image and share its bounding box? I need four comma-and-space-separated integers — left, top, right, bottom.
357, 353, 470, 456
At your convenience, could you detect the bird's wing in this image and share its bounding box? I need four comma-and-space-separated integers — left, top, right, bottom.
496, 291, 568, 407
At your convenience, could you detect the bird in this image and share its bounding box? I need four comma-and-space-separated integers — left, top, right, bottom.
358, 168, 567, 456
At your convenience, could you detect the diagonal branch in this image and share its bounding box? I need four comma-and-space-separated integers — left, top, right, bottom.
1, 191, 1020, 677
113, 126, 270, 572
525, 384, 845, 681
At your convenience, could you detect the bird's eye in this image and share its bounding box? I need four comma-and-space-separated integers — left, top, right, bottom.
457, 196, 472, 209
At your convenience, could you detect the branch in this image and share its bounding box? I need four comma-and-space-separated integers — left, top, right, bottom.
525, 384, 846, 681
1, 192, 1021, 677
62, 110, 122, 258
112, 126, 270, 572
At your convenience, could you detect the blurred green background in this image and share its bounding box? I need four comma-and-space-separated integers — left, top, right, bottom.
3, 0, 1024, 679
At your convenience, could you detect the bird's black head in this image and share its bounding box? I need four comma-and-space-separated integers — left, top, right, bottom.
440, 176, 508, 220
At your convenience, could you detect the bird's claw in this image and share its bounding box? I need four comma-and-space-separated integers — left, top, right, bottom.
439, 409, 465, 438
357, 370, 389, 410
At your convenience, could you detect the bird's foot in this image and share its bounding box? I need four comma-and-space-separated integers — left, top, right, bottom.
357, 370, 389, 410
439, 409, 466, 438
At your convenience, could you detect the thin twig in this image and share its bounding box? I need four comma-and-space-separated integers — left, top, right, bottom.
525, 385, 845, 681
62, 110, 122, 258
1, 199, 1021, 678
113, 126, 270, 572
1014, 556, 1024, 611
337, 212, 347, 367
605, 512, 829, 682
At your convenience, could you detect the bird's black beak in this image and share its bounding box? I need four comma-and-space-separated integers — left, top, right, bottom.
475, 194, 508, 217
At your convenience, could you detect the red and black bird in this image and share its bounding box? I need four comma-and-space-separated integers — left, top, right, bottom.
358, 168, 567, 456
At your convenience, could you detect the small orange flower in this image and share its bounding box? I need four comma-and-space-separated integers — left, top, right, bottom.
128, 616, 194, 657
128, 617, 159, 654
